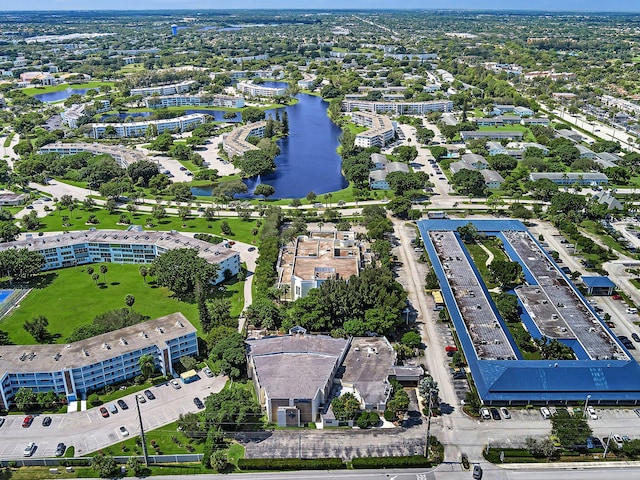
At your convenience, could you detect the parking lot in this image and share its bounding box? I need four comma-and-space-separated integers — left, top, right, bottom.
0, 373, 226, 458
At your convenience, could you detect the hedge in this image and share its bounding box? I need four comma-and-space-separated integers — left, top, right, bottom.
238, 458, 346, 471
351, 455, 432, 469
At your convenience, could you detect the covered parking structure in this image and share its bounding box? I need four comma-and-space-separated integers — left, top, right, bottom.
582, 276, 616, 296
418, 219, 640, 406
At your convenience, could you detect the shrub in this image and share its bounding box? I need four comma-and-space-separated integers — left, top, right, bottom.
238, 458, 345, 471
88, 393, 102, 407
351, 455, 432, 469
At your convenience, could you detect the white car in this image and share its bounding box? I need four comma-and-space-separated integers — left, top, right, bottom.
136, 394, 146, 404
587, 406, 597, 420
119, 426, 129, 437
170, 379, 181, 389
203, 367, 213, 378
500, 407, 511, 419
540, 407, 551, 419
23, 442, 36, 457
480, 407, 491, 420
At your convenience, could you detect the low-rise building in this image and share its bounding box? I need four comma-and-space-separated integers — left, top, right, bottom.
222, 121, 266, 158
0, 193, 29, 206
521, 117, 550, 126
594, 152, 622, 169
0, 229, 240, 284
475, 116, 521, 126
592, 190, 623, 210
341, 99, 453, 115
577, 145, 597, 160
460, 131, 523, 141
480, 169, 505, 189
130, 80, 196, 97
0, 313, 198, 409
88, 114, 206, 138
369, 161, 410, 190
556, 129, 585, 143
276, 231, 369, 300
38, 143, 147, 168
351, 111, 396, 148
236, 81, 287, 98
145, 94, 244, 109
529, 172, 609, 186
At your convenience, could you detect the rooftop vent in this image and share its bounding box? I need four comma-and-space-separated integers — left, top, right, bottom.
175, 320, 184, 328
156, 327, 164, 334
120, 337, 127, 345
102, 343, 111, 350
82, 349, 89, 356
20, 352, 27, 361
140, 331, 148, 338
54, 353, 61, 361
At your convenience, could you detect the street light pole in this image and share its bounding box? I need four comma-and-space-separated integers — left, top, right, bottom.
584, 394, 591, 418
425, 389, 433, 459
135, 395, 149, 467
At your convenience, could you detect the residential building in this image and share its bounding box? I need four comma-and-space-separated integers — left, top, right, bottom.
475, 116, 521, 126
351, 111, 396, 148
130, 80, 196, 97
0, 193, 28, 206
593, 190, 623, 211
480, 169, 505, 189
486, 141, 508, 156
19, 72, 56, 86
529, 172, 609, 186
0, 313, 198, 409
145, 94, 244, 109
594, 152, 622, 169
60, 104, 87, 129
552, 92, 577, 101
460, 131, 523, 141
276, 231, 370, 300
600, 95, 640, 116
556, 129, 585, 143
521, 117, 550, 126
577, 145, 597, 160
341, 99, 453, 115
236, 81, 287, 98
222, 121, 266, 158
38, 143, 147, 168
247, 328, 350, 426
513, 106, 534, 117
492, 104, 515, 115
88, 114, 206, 138
0, 229, 240, 284
524, 70, 576, 81
369, 160, 410, 190
449, 154, 502, 188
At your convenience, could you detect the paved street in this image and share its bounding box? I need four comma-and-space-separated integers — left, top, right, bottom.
0, 374, 226, 459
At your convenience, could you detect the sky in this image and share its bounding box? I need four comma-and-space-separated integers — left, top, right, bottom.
10, 1, 640, 13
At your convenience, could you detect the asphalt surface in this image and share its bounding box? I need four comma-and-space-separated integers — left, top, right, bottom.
0, 373, 226, 459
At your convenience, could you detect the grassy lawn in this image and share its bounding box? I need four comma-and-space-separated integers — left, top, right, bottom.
1, 263, 244, 345
118, 63, 146, 74
464, 243, 498, 289
22, 81, 115, 96
37, 207, 262, 245
343, 122, 368, 134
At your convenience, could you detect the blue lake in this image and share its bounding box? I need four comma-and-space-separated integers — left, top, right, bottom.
192, 92, 347, 199
34, 88, 96, 103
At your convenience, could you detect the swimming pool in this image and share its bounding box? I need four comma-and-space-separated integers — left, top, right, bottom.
0, 290, 14, 303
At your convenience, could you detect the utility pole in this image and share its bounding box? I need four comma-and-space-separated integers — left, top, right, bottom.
425, 389, 433, 459
135, 395, 149, 467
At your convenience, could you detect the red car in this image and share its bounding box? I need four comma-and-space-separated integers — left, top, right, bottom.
99, 407, 109, 418
612, 295, 623, 300
22, 415, 34, 428
445, 345, 458, 352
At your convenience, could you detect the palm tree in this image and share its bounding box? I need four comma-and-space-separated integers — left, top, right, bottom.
125, 294, 135, 312
87, 266, 94, 277
91, 273, 100, 285
251, 228, 258, 243
138, 354, 155, 379
100, 265, 108, 284
139, 266, 148, 284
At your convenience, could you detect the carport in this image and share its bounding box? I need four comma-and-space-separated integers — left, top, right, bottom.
582, 276, 616, 296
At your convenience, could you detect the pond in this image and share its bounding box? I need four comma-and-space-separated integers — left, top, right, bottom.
192, 86, 347, 199
34, 88, 96, 103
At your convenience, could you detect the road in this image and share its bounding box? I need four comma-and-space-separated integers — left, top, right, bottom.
69, 464, 640, 479
0, 374, 227, 459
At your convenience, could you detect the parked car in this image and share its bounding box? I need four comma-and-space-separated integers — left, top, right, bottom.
193, 397, 205, 409
445, 345, 458, 352
23, 442, 36, 457
490, 408, 501, 420
612, 294, 623, 300
540, 407, 551, 419
472, 464, 483, 479
109, 404, 118, 414
480, 408, 491, 420
100, 407, 110, 418
22, 415, 34, 428
144, 389, 156, 400
117, 399, 128, 410
42, 416, 52, 426
203, 367, 213, 377
587, 406, 598, 420
136, 394, 146, 404
170, 379, 182, 389
500, 407, 511, 419
119, 426, 129, 437
632, 333, 640, 343
55, 443, 66, 457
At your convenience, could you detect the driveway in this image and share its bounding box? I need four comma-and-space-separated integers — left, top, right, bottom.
0, 373, 227, 458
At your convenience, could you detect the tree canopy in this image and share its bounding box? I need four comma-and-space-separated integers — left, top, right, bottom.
153, 248, 220, 295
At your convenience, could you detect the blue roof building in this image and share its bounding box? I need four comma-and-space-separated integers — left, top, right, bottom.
582, 276, 616, 296
418, 219, 640, 406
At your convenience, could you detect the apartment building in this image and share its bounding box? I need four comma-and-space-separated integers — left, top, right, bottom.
130, 80, 196, 97
236, 81, 287, 98
145, 94, 244, 109
341, 99, 453, 115
0, 229, 240, 284
351, 111, 396, 148
89, 114, 206, 138
38, 143, 147, 168
0, 313, 198, 409
222, 121, 266, 158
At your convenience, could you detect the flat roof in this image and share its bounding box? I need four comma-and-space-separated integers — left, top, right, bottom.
0, 313, 194, 375
0, 229, 238, 265
418, 219, 640, 404
247, 334, 349, 401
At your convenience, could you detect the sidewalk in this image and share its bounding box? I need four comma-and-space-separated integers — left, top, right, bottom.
500, 460, 640, 470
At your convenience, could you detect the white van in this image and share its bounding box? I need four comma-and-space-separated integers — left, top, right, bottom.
540, 407, 551, 419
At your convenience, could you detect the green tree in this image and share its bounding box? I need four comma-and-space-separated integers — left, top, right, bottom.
203, 387, 262, 431
331, 392, 361, 421
253, 183, 276, 200
451, 169, 486, 197
210, 451, 228, 472
91, 453, 118, 478
152, 248, 220, 294
180, 355, 197, 371
138, 353, 156, 379
23, 315, 50, 343
209, 332, 246, 379
488, 260, 523, 289
14, 387, 37, 411
100, 264, 108, 284
149, 132, 174, 152
125, 294, 135, 312
401, 331, 422, 349
139, 265, 148, 284
127, 160, 159, 187
550, 409, 592, 447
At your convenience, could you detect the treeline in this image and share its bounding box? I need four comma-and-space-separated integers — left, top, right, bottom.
0, 248, 44, 281
253, 206, 285, 298
67, 308, 149, 343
